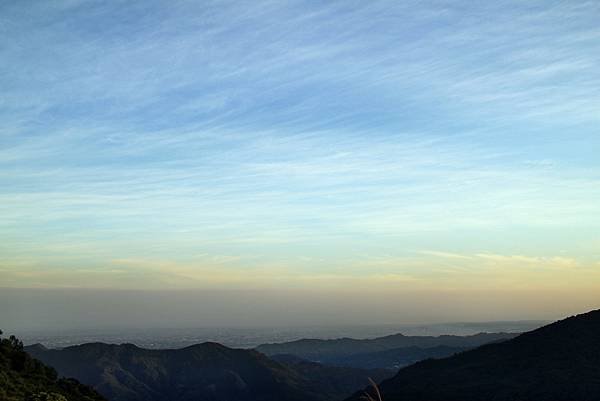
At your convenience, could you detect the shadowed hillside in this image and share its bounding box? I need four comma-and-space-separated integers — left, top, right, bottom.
0, 330, 107, 401
346, 309, 600, 401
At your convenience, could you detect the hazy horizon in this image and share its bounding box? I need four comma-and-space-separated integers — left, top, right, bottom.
1, 287, 594, 333
2, 1, 600, 330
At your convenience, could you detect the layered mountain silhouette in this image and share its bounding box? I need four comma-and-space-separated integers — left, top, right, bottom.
20, 310, 600, 401
256, 332, 516, 368
26, 341, 391, 401
346, 309, 600, 401
0, 332, 106, 401
297, 345, 470, 370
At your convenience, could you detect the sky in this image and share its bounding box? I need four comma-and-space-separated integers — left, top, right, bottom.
1, 0, 600, 329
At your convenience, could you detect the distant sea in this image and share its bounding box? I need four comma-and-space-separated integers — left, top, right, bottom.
16, 321, 546, 349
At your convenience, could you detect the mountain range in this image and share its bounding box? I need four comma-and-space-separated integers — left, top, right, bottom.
299, 345, 469, 370
22, 330, 517, 401
255, 332, 516, 368
26, 341, 391, 401
19, 309, 600, 401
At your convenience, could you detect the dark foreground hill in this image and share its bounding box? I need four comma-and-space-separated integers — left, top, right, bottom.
256, 332, 516, 368
346, 309, 600, 401
26, 341, 392, 401
0, 331, 106, 401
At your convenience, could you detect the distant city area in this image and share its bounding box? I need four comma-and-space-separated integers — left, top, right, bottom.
16, 321, 545, 349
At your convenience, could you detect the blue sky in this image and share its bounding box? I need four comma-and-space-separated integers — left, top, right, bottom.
1, 1, 600, 319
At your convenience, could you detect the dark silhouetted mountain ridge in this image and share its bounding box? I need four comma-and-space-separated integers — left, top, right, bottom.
346, 309, 600, 401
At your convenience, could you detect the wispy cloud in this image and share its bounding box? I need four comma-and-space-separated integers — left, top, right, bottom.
0, 0, 599, 294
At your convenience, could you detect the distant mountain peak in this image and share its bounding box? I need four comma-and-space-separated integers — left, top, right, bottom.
26, 342, 48, 352
183, 341, 230, 350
